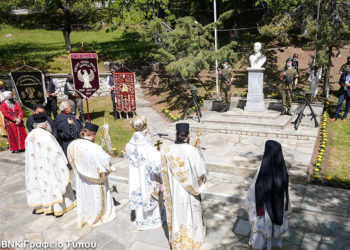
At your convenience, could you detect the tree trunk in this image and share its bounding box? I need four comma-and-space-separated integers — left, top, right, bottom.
322, 66, 331, 98
322, 46, 333, 98
63, 30, 71, 51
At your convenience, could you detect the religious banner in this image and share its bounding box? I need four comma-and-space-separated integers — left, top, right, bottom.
10, 71, 46, 110
114, 72, 136, 113
70, 52, 100, 98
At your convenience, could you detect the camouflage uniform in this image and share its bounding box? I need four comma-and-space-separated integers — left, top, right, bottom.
340, 63, 350, 74
280, 67, 298, 108
220, 66, 233, 108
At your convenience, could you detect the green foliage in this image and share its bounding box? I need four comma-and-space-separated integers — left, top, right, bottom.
255, 0, 305, 14
146, 11, 236, 81
258, 14, 294, 43
106, 0, 170, 27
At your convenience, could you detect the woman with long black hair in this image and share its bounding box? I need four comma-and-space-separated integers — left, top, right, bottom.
244, 140, 291, 250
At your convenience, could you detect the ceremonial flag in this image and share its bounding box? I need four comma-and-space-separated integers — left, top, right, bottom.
10, 71, 46, 110
70, 52, 100, 98
114, 72, 136, 113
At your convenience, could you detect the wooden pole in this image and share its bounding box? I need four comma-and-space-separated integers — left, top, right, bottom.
81, 42, 90, 121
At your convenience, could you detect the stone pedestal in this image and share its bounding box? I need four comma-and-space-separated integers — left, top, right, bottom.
244, 68, 265, 112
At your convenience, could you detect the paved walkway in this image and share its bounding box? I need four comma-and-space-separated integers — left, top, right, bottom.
1, 82, 350, 249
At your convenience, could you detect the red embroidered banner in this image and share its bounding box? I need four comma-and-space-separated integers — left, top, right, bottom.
70, 52, 100, 98
114, 72, 136, 113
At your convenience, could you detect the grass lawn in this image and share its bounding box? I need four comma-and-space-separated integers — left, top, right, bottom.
0, 25, 154, 73
84, 96, 134, 154
0, 96, 134, 155
323, 118, 350, 183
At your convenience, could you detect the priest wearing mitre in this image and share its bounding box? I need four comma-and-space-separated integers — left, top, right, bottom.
125, 115, 162, 230
67, 122, 116, 229
160, 123, 209, 250
25, 113, 76, 216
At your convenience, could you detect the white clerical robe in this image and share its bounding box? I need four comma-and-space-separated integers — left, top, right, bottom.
25, 128, 76, 216
160, 143, 209, 250
67, 138, 116, 229
125, 131, 162, 230
244, 166, 291, 250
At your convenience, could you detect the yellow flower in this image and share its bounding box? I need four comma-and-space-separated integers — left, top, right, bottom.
120, 150, 124, 154
314, 175, 319, 178
327, 176, 332, 180
6, 142, 9, 145
316, 163, 321, 167
341, 178, 345, 182
112, 147, 117, 151
315, 168, 319, 172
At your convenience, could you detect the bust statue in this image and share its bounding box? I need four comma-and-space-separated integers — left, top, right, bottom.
249, 42, 266, 69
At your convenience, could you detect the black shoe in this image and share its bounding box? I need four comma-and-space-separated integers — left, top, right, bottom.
286, 108, 292, 116
12, 150, 19, 154
280, 108, 286, 115
113, 112, 118, 120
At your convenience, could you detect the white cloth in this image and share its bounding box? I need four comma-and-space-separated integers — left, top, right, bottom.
160, 143, 209, 250
67, 138, 116, 229
244, 166, 290, 250
1, 91, 11, 100
125, 131, 162, 230
53, 79, 61, 95
25, 128, 76, 216
308, 67, 322, 97
100, 123, 113, 154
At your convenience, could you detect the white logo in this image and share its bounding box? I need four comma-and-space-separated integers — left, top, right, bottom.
77, 69, 95, 88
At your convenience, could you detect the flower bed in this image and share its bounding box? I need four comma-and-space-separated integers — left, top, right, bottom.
311, 101, 350, 189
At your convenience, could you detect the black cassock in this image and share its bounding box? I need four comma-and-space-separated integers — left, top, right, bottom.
54, 112, 83, 155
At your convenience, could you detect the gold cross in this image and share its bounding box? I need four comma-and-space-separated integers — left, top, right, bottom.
154, 140, 163, 151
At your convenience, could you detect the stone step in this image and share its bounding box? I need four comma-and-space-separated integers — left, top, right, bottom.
201, 115, 293, 129
169, 120, 320, 141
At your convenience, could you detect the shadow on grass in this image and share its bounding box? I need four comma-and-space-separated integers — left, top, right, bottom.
91, 30, 155, 62
0, 42, 65, 72
0, 29, 155, 73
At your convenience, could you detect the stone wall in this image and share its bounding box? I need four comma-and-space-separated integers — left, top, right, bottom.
50, 73, 111, 101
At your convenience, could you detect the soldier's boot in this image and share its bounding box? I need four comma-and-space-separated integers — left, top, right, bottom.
221, 104, 228, 112
286, 108, 292, 116
226, 102, 230, 111
280, 108, 286, 115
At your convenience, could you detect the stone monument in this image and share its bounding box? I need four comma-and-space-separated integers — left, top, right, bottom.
244, 42, 266, 112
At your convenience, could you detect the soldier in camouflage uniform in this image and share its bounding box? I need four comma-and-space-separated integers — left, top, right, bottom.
279, 58, 298, 116
219, 59, 234, 112
339, 56, 350, 75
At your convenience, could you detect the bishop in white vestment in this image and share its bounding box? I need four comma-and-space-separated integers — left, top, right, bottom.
67, 122, 116, 229
160, 123, 209, 250
125, 116, 162, 230
25, 113, 76, 216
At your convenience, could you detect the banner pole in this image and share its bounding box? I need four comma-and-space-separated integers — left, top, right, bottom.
82, 42, 84, 53
86, 98, 91, 122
